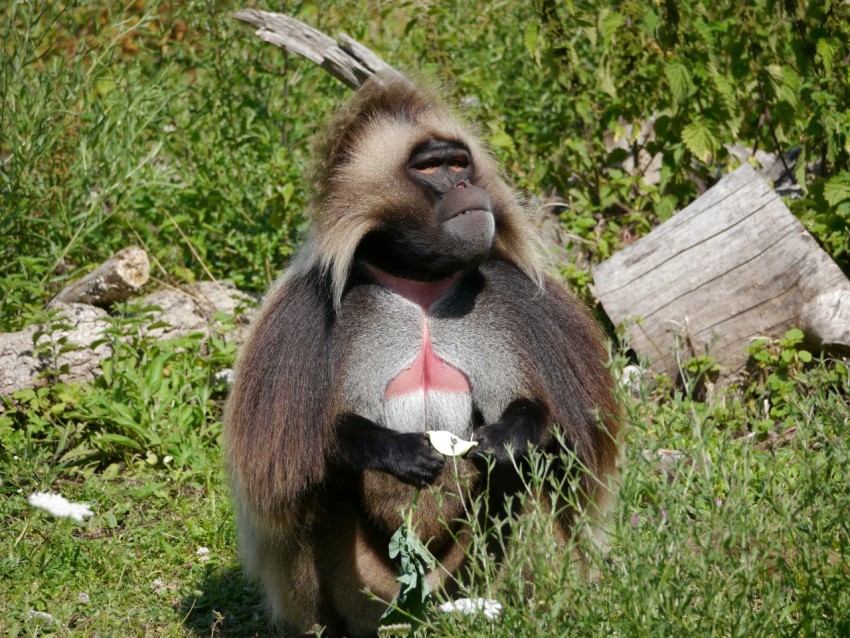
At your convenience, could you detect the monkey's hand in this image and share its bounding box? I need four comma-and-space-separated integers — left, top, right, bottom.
337, 415, 445, 487
471, 400, 547, 466
472, 422, 523, 464
382, 432, 446, 487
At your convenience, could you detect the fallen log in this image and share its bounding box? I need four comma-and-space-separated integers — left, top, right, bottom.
592, 164, 850, 379
47, 246, 150, 308
0, 281, 255, 397
0, 303, 112, 396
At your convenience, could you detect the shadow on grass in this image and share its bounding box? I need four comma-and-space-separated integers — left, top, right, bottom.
181, 562, 279, 637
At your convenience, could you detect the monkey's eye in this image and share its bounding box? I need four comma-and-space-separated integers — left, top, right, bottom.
413, 160, 441, 175
412, 156, 469, 175
449, 155, 469, 172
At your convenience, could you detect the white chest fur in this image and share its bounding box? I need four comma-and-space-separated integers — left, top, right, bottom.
338, 270, 526, 438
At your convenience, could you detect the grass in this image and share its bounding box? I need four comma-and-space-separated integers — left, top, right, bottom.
2, 1, 849, 636
3, 345, 848, 636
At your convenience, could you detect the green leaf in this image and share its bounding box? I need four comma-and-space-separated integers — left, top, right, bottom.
144, 352, 173, 398
782, 328, 805, 346
599, 11, 626, 45
524, 23, 539, 62
488, 129, 515, 151
764, 64, 784, 88
97, 433, 143, 451
777, 67, 801, 108
823, 175, 850, 206
681, 121, 718, 163
710, 69, 736, 113
381, 518, 436, 631
665, 61, 694, 103
816, 38, 838, 76
598, 63, 617, 97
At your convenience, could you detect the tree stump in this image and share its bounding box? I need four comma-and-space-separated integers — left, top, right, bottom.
592, 164, 850, 378
48, 246, 150, 308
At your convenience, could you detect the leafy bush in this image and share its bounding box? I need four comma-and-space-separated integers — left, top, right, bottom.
0, 309, 235, 482
525, 0, 850, 267
377, 355, 850, 637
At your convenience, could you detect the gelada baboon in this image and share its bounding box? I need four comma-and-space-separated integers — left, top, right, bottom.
225, 71, 619, 637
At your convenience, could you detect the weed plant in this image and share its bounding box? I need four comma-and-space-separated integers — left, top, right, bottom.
1, 1, 849, 636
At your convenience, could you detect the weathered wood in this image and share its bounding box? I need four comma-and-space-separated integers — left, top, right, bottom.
135, 281, 255, 341
0, 303, 112, 396
233, 9, 398, 89
0, 282, 255, 397
48, 246, 150, 308
592, 164, 850, 378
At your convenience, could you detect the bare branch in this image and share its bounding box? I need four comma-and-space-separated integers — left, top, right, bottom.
233, 9, 398, 89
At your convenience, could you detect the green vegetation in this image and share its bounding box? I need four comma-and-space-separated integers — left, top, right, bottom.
1, 1, 848, 636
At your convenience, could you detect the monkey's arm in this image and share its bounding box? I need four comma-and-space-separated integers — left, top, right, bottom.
335, 415, 445, 487
472, 263, 620, 485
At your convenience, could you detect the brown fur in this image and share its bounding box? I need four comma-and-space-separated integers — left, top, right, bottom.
224, 71, 620, 637
295, 72, 544, 308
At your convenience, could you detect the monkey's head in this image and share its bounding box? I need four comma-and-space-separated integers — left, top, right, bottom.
301, 71, 543, 306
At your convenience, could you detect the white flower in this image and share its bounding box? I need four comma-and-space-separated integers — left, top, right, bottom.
619, 364, 643, 389
26, 610, 57, 624
196, 546, 211, 562
214, 368, 234, 384
439, 597, 503, 620
27, 492, 93, 523
77, 592, 90, 603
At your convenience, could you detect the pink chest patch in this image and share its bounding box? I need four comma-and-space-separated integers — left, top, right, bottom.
365, 264, 471, 398
385, 322, 471, 397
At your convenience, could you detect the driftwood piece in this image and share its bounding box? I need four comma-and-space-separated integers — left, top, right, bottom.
0, 282, 255, 397
0, 303, 112, 396
48, 246, 150, 308
233, 9, 397, 89
592, 164, 850, 378
136, 281, 255, 341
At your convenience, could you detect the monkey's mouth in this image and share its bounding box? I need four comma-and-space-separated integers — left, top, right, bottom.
440, 182, 491, 221
443, 208, 496, 264
445, 208, 494, 236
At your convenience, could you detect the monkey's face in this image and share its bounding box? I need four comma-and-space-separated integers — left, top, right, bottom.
314, 110, 528, 297
355, 137, 496, 281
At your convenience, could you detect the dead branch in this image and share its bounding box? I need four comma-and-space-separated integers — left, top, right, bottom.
233, 9, 398, 89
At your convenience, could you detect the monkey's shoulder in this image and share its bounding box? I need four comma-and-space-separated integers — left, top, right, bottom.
475, 259, 588, 315
476, 259, 610, 364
